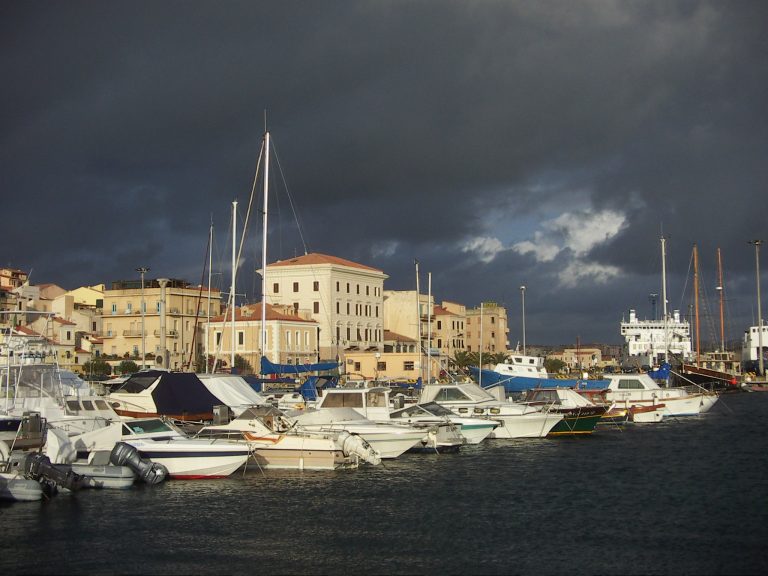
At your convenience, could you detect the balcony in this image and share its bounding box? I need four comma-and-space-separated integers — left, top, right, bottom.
122, 330, 147, 337
153, 330, 179, 338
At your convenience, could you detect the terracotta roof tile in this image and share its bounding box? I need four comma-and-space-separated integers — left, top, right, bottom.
267, 252, 383, 273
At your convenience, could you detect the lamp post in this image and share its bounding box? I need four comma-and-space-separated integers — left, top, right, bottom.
749, 240, 763, 377
136, 267, 149, 370
520, 285, 526, 355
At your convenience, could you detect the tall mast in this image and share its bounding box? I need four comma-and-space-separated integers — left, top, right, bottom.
231, 200, 237, 371
479, 302, 484, 388
427, 271, 432, 385
414, 259, 422, 383
717, 248, 725, 352
260, 132, 270, 364
693, 243, 700, 365
661, 235, 668, 364
206, 219, 213, 373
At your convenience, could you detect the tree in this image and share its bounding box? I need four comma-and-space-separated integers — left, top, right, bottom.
544, 358, 566, 375
234, 354, 253, 375
83, 358, 112, 378
449, 351, 475, 372
118, 360, 139, 375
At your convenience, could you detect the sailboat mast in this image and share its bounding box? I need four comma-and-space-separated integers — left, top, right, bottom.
414, 260, 422, 383
427, 271, 432, 385
231, 200, 237, 371
693, 243, 700, 365
260, 132, 270, 364
717, 248, 725, 351
661, 235, 668, 364
206, 220, 213, 373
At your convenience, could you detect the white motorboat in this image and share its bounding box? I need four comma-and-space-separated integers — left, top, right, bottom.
71, 417, 249, 479
195, 406, 380, 470
301, 386, 463, 454
389, 401, 499, 445
418, 381, 563, 439
603, 373, 718, 417
289, 407, 427, 459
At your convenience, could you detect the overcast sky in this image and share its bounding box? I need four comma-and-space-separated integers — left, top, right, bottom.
2, 1, 767, 345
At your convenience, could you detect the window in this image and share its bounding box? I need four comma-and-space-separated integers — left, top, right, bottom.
313, 281, 319, 291
286, 331, 292, 347
404, 361, 415, 371
111, 303, 117, 314
215, 332, 222, 345
356, 284, 360, 294
273, 283, 280, 293
238, 331, 244, 346
346, 303, 350, 314
66, 331, 71, 340
377, 361, 386, 371
336, 281, 340, 291
346, 283, 350, 293
366, 286, 370, 296
322, 392, 363, 408
354, 361, 361, 372
314, 302, 320, 314
126, 302, 132, 313
293, 282, 299, 292
336, 302, 340, 314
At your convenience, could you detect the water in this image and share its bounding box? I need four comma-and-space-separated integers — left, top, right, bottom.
2, 393, 767, 575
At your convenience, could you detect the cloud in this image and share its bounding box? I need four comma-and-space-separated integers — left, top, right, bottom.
460, 236, 505, 264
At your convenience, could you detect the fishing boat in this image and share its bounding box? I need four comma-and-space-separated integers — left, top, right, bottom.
602, 372, 718, 417
418, 381, 563, 439
469, 351, 608, 394
519, 387, 607, 435
195, 405, 380, 470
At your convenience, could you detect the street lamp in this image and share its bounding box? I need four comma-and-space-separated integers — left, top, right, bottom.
136, 267, 149, 370
749, 240, 763, 377
520, 285, 526, 355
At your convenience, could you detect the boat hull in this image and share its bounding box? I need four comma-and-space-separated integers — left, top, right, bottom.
127, 441, 249, 479
248, 447, 356, 471
547, 407, 605, 436
0, 472, 43, 502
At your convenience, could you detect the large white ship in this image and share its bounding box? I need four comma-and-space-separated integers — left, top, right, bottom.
620, 308, 693, 367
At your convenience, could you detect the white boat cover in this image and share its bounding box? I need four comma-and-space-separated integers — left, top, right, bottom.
197, 374, 269, 416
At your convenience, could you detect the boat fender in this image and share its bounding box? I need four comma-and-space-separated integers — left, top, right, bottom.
109, 442, 168, 485
0, 440, 9, 463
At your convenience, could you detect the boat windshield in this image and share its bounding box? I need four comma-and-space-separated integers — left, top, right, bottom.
420, 402, 454, 416
123, 419, 175, 435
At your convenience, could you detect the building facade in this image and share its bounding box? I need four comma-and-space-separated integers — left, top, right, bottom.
465, 302, 509, 355
205, 303, 320, 372
263, 253, 388, 362
101, 278, 221, 370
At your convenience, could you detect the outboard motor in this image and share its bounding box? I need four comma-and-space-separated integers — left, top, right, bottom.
109, 442, 168, 485
338, 431, 381, 466
23, 453, 90, 495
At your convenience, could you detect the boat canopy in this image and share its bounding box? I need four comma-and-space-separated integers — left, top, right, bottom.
115, 370, 222, 417
260, 356, 339, 375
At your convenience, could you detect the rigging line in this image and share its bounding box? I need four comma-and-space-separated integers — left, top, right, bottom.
272, 142, 310, 255
186, 231, 211, 371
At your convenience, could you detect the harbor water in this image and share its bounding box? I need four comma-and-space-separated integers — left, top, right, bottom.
2, 392, 767, 575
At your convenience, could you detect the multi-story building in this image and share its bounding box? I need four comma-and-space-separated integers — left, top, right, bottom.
205, 303, 320, 372
465, 302, 509, 355
0, 267, 28, 290
263, 253, 387, 362
101, 278, 221, 370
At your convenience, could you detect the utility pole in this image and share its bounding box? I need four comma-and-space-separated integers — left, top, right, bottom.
135, 267, 149, 370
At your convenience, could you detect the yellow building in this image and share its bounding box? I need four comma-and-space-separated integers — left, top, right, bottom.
205, 303, 320, 374
101, 278, 221, 371
465, 302, 509, 355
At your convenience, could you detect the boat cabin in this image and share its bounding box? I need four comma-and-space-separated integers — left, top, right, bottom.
315, 386, 392, 421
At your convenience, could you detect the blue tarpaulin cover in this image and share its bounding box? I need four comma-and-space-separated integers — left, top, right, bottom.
260, 356, 339, 375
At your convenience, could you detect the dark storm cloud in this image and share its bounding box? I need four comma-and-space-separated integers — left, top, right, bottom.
2, 0, 767, 344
